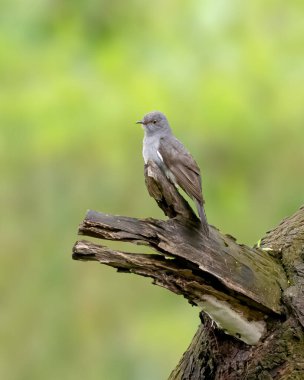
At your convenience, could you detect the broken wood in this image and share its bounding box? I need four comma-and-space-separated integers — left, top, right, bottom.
72, 160, 304, 379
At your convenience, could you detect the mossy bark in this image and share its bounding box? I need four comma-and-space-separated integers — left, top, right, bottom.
169, 207, 304, 379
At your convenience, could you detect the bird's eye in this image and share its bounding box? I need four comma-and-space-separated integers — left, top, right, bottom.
153, 120, 156, 124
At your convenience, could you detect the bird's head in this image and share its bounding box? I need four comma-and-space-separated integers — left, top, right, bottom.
136, 111, 171, 135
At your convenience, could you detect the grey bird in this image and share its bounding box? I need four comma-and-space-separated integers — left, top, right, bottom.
137, 111, 209, 235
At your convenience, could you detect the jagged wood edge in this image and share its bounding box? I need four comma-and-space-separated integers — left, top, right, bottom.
73, 239, 266, 322
73, 207, 287, 315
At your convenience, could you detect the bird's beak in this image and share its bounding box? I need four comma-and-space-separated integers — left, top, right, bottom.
136, 120, 144, 125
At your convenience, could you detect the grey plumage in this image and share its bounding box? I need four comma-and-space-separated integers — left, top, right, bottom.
137, 111, 209, 235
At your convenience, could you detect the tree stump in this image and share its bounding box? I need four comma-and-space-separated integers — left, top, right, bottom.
72, 161, 304, 379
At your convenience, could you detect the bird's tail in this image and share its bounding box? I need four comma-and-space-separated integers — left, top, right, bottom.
195, 199, 209, 236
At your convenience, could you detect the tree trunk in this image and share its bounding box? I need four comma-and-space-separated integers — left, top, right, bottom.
72, 161, 304, 379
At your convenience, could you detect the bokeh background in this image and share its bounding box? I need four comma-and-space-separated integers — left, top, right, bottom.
1, 1, 304, 379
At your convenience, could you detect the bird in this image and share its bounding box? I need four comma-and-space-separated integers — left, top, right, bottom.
136, 111, 209, 235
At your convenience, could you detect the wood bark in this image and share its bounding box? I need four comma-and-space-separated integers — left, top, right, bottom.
72, 161, 304, 379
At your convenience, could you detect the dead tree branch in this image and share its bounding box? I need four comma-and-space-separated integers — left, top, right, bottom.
72, 160, 304, 378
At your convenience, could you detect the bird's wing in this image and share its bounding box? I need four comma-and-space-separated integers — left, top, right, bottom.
158, 136, 204, 204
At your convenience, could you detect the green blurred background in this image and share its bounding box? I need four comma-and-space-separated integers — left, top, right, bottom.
1, 0, 304, 379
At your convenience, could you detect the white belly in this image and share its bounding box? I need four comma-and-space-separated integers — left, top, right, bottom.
142, 135, 161, 164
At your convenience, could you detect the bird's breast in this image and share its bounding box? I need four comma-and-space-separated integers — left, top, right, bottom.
142, 135, 161, 165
